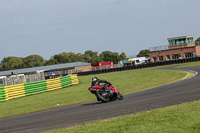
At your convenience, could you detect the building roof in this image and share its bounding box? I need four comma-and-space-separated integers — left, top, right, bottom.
167, 35, 194, 40
0, 62, 91, 76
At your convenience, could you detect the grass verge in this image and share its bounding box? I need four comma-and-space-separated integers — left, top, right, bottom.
176, 61, 200, 68
44, 100, 200, 133
0, 69, 189, 118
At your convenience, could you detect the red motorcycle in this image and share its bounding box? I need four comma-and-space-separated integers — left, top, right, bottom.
88, 84, 123, 102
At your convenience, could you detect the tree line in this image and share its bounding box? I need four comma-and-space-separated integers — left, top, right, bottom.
0, 50, 128, 71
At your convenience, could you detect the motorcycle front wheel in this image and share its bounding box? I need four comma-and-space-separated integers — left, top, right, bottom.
96, 89, 110, 102
117, 92, 123, 100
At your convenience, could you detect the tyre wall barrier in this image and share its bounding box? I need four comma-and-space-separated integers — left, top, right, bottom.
77, 57, 200, 76
0, 87, 5, 102
70, 74, 79, 84
24, 80, 47, 96
0, 74, 78, 102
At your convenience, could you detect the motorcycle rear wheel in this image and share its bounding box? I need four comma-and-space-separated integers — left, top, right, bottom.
96, 89, 110, 102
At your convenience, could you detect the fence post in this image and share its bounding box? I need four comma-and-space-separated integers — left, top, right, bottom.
3, 78, 7, 86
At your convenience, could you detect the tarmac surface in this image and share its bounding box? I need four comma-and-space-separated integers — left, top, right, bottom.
1, 65, 200, 133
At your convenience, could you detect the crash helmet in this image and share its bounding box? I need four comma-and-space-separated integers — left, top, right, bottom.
92, 77, 98, 81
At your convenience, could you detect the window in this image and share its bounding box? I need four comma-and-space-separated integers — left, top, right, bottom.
153, 57, 156, 62
196, 41, 200, 46
169, 40, 173, 46
187, 38, 194, 43
172, 54, 180, 60
185, 52, 194, 58
166, 55, 170, 60
159, 56, 163, 61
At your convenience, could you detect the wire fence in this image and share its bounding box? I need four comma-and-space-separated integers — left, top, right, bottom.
0, 64, 120, 86
2, 73, 45, 86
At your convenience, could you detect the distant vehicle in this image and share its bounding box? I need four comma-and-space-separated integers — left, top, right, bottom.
123, 57, 149, 66
91, 61, 114, 70
0, 76, 6, 84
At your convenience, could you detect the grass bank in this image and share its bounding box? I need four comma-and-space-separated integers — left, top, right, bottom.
45, 100, 200, 133
0, 69, 188, 118
176, 61, 200, 68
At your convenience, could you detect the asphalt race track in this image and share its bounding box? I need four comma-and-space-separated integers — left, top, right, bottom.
1, 65, 200, 133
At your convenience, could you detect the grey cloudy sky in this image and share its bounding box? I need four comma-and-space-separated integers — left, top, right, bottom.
0, 0, 200, 60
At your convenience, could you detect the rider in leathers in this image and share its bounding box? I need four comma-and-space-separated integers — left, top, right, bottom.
91, 77, 111, 92
91, 77, 111, 101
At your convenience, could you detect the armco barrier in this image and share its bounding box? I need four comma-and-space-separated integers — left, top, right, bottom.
0, 74, 78, 102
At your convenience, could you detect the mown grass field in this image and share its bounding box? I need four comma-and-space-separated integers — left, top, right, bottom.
45, 100, 200, 133
176, 61, 200, 68
0, 69, 187, 118
43, 62, 200, 133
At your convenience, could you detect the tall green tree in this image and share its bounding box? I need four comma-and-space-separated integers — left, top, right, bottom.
44, 58, 58, 66
137, 49, 150, 57
52, 52, 84, 63
119, 52, 127, 60
53, 54, 66, 63
1, 56, 24, 70
84, 50, 103, 63
76, 53, 85, 62
196, 37, 200, 41
66, 52, 78, 62
0, 50, 129, 71
99, 51, 120, 64
23, 54, 45, 67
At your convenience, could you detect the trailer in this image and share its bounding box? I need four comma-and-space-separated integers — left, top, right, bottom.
123, 57, 149, 66
91, 61, 114, 70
